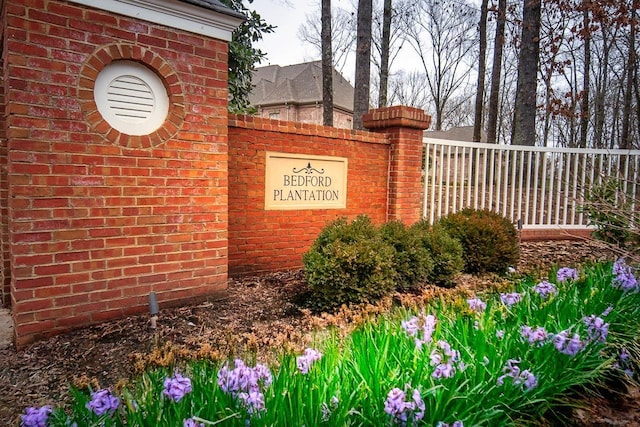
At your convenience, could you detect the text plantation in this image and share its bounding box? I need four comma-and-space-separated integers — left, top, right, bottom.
273, 189, 340, 201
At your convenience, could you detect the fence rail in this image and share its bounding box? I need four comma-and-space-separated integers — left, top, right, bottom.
422, 138, 640, 229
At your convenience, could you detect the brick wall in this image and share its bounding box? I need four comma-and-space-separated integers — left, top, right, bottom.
257, 105, 354, 129
0, 50, 8, 307
228, 116, 391, 275
4, 0, 229, 347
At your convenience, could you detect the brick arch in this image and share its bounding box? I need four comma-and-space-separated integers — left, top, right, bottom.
78, 44, 185, 149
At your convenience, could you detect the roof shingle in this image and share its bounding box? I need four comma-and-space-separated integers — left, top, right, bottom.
176, 0, 245, 19
249, 61, 354, 112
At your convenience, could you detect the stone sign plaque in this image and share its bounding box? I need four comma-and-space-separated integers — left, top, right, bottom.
265, 152, 348, 210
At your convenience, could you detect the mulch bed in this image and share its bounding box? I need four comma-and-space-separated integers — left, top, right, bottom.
0, 239, 638, 426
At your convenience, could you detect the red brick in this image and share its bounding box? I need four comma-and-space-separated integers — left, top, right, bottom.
15, 320, 56, 336
34, 264, 70, 275
15, 298, 53, 312
56, 314, 91, 329
91, 309, 124, 323
55, 272, 92, 286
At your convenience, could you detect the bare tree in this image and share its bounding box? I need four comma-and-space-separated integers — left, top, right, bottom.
298, 5, 356, 75
512, 0, 542, 146
387, 70, 431, 109
322, 0, 334, 126
538, 1, 571, 148
378, 0, 392, 107
403, 0, 478, 131
579, 1, 591, 148
353, 0, 373, 130
369, 0, 412, 108
443, 91, 477, 129
620, 3, 637, 149
593, 24, 618, 148
486, 0, 507, 143
473, 0, 489, 142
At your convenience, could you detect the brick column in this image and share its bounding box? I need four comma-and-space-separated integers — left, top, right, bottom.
0, 58, 7, 307
363, 106, 431, 225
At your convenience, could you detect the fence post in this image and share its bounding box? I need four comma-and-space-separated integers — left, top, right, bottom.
363, 106, 432, 225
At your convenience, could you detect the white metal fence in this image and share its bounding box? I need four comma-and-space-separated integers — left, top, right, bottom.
422, 138, 640, 229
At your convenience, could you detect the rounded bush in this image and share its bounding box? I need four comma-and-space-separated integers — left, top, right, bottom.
436, 209, 520, 274
379, 220, 433, 290
411, 220, 464, 287
303, 216, 396, 312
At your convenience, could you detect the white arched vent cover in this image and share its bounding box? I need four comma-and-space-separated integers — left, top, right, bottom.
94, 61, 169, 136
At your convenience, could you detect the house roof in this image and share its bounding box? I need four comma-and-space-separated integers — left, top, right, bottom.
249, 61, 354, 112
425, 126, 487, 143
177, 0, 245, 20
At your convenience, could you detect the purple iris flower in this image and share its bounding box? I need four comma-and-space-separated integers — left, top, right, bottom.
430, 340, 462, 380
533, 280, 557, 298
553, 330, 583, 356
163, 373, 192, 402
184, 418, 205, 427
497, 359, 537, 390
217, 359, 272, 415
218, 359, 272, 397
297, 348, 322, 374
500, 292, 522, 307
613, 348, 634, 377
20, 406, 51, 427
402, 313, 437, 349
612, 259, 639, 293
467, 298, 487, 313
238, 389, 266, 414
556, 267, 578, 282
521, 325, 548, 346
86, 389, 120, 416
384, 386, 424, 426
583, 315, 609, 343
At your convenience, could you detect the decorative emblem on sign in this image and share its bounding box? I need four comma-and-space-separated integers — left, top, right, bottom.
293, 162, 325, 175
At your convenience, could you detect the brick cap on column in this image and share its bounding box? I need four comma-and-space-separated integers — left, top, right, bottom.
362, 106, 432, 130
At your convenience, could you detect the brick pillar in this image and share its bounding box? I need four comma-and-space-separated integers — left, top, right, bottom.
0, 56, 7, 307
363, 106, 431, 225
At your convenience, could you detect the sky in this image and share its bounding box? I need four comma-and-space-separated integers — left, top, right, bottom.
248, 0, 423, 83
250, 0, 322, 67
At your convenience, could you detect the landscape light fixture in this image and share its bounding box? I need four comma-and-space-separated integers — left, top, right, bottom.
148, 291, 159, 329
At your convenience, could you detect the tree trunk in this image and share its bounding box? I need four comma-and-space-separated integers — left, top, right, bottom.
321, 0, 333, 126
473, 0, 488, 142
542, 70, 553, 148
620, 4, 636, 149
512, 0, 542, 146
486, 0, 506, 144
378, 0, 392, 108
353, 0, 373, 130
579, 4, 590, 148
635, 63, 640, 148
594, 29, 611, 149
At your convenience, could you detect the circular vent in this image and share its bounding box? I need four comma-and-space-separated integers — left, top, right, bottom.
107, 75, 154, 123
94, 61, 169, 136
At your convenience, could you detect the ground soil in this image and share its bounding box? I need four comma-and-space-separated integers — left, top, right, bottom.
0, 239, 638, 426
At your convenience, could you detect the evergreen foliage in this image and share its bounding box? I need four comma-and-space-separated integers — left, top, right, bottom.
411, 220, 464, 287
303, 216, 396, 311
437, 209, 520, 274
219, 0, 275, 113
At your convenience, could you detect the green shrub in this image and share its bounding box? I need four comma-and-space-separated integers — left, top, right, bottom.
437, 209, 519, 274
379, 220, 433, 290
582, 177, 639, 252
411, 220, 464, 287
303, 215, 396, 312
